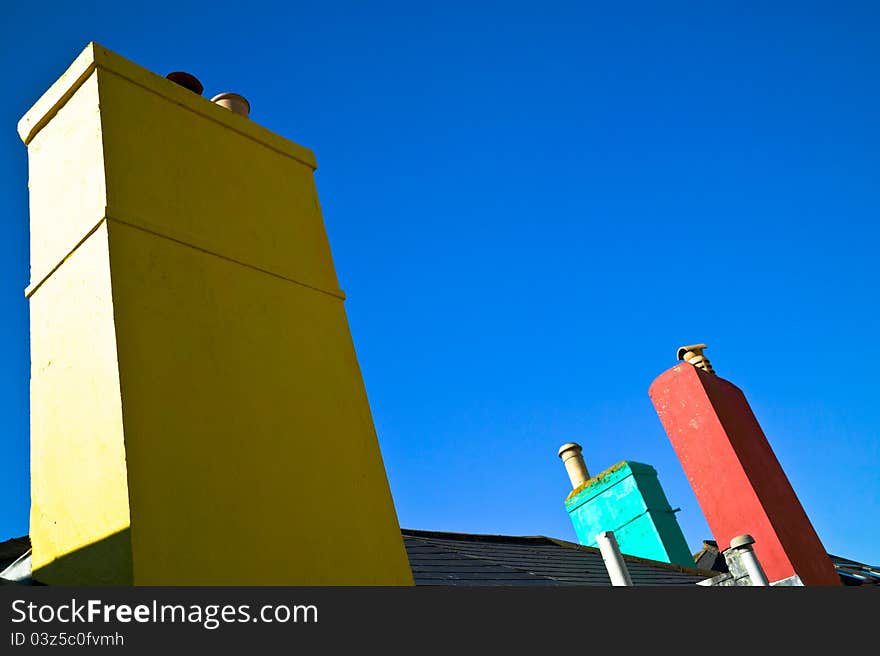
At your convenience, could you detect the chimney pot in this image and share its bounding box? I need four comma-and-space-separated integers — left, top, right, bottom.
676, 343, 715, 374
558, 442, 590, 490
165, 71, 204, 95
211, 92, 250, 118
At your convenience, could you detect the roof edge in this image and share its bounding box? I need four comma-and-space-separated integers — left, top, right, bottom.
402, 528, 557, 545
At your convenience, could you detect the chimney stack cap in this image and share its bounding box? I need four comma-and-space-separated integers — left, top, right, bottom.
730, 534, 756, 550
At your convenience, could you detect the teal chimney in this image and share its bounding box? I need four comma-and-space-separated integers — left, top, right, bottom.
558, 444, 694, 567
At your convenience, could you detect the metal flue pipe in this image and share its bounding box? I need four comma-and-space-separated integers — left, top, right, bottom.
730, 534, 770, 586
596, 531, 634, 586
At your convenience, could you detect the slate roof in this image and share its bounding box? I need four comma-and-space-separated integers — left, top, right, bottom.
3, 532, 875, 586
692, 540, 880, 587
827, 555, 880, 586
402, 529, 715, 586
0, 535, 29, 572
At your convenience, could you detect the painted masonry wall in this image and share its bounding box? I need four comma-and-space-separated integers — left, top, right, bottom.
564, 461, 694, 567
20, 43, 414, 585
649, 363, 840, 585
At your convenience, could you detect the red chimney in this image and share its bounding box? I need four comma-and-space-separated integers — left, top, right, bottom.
648, 347, 840, 586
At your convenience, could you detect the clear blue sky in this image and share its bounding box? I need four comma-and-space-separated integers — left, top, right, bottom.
1, 1, 878, 565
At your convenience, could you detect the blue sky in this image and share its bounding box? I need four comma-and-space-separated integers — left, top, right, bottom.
1, 2, 877, 565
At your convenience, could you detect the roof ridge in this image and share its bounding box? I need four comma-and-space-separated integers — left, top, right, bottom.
401, 528, 556, 545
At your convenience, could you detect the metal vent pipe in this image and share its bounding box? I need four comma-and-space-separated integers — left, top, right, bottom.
597, 531, 634, 586
730, 534, 770, 586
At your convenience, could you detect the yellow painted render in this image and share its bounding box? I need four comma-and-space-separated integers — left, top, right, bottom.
108, 219, 408, 584
21, 42, 414, 585
29, 223, 132, 585
96, 64, 339, 295
25, 69, 106, 295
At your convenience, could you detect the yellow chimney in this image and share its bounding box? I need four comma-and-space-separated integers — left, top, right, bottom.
19, 42, 414, 585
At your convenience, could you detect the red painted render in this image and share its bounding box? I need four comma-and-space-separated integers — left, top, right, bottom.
648, 363, 840, 586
